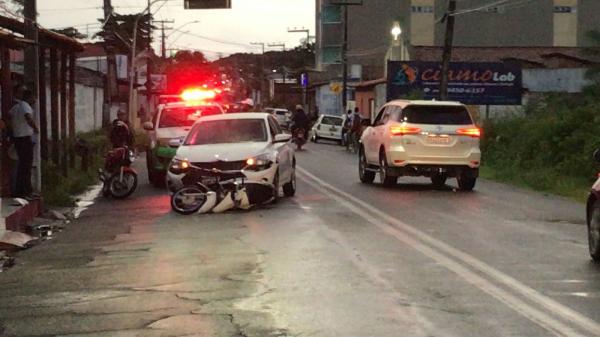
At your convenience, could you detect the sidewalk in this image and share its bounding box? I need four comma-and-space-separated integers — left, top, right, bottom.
0, 197, 42, 238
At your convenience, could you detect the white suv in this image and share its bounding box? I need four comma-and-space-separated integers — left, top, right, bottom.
359, 100, 481, 190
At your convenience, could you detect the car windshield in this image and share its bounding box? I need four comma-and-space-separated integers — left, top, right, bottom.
401, 105, 473, 125
321, 116, 343, 126
159, 106, 222, 128
275, 111, 287, 115
185, 119, 268, 145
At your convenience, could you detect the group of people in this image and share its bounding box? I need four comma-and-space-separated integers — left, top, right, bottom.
342, 107, 364, 150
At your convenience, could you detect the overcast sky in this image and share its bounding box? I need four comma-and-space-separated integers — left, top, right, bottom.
35, 0, 315, 59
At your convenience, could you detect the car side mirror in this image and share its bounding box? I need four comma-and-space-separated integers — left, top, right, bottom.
168, 139, 182, 148
594, 148, 600, 163
143, 121, 154, 131
274, 134, 292, 143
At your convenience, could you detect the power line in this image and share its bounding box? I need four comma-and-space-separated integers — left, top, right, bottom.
176, 30, 255, 49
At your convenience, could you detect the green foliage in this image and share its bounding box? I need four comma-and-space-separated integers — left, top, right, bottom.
583, 30, 600, 86
481, 93, 600, 201
42, 130, 109, 207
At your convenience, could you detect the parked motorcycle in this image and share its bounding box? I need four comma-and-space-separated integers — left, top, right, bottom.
170, 164, 275, 215
99, 146, 138, 199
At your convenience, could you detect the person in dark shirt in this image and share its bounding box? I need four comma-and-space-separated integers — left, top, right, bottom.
291, 104, 309, 139
110, 109, 135, 148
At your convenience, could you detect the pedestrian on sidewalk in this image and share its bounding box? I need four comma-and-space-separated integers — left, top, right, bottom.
8, 87, 39, 198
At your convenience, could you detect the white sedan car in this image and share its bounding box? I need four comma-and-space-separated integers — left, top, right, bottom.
166, 113, 296, 200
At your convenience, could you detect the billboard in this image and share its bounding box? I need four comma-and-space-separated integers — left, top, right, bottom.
184, 0, 231, 9
387, 61, 522, 105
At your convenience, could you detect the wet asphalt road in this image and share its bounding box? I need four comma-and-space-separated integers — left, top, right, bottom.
1, 142, 599, 337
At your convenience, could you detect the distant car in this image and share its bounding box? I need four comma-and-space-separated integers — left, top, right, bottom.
359, 99, 481, 190
144, 101, 225, 187
311, 114, 345, 143
586, 149, 600, 261
265, 108, 291, 128
166, 113, 297, 201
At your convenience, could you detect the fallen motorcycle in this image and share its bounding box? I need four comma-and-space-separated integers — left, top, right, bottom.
170, 164, 275, 215
99, 146, 138, 199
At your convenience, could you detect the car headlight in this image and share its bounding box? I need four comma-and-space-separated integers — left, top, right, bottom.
245, 154, 273, 171
169, 158, 190, 174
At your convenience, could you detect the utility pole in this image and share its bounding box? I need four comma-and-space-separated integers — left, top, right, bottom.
251, 42, 266, 106
23, 0, 41, 192
332, 1, 362, 115
342, 5, 348, 114
145, 0, 153, 122
102, 0, 116, 127
268, 43, 286, 105
287, 27, 310, 48
251, 42, 265, 54
155, 20, 174, 59
439, 0, 457, 101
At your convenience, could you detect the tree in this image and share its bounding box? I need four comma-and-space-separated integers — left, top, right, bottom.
163, 49, 214, 94
96, 13, 153, 54
583, 30, 600, 86
582, 30, 600, 98
51, 27, 86, 40
172, 50, 208, 65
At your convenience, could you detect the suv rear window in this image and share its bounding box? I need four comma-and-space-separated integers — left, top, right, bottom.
401, 105, 473, 125
321, 116, 343, 126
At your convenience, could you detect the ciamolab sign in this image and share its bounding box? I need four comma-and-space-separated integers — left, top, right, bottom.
387, 61, 523, 105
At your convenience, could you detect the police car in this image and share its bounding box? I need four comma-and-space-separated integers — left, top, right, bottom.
144, 89, 225, 187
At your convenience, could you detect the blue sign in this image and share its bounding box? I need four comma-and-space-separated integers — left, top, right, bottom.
301, 73, 308, 88
387, 61, 522, 105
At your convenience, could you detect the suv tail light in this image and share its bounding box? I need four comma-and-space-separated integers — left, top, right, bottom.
456, 127, 481, 138
390, 125, 421, 136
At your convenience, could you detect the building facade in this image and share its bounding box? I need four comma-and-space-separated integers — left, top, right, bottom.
315, 0, 600, 80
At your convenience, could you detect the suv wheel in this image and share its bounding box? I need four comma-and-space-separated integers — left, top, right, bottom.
379, 151, 396, 187
588, 200, 600, 261
431, 174, 447, 188
457, 174, 476, 191
359, 148, 375, 184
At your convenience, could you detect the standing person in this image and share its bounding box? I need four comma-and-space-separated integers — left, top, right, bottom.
348, 107, 363, 151
342, 109, 353, 146
110, 109, 135, 149
8, 88, 38, 198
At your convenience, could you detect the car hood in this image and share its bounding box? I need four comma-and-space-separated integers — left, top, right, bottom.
156, 127, 192, 140
175, 142, 270, 162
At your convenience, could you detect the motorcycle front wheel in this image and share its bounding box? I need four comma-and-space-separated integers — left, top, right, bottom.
108, 171, 138, 199
171, 186, 208, 215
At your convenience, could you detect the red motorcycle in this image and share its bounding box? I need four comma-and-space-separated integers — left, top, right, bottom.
99, 146, 138, 199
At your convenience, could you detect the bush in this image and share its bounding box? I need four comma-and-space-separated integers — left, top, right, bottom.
41, 129, 109, 207
481, 92, 600, 201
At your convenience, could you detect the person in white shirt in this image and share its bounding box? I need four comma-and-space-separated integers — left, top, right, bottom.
8, 87, 38, 198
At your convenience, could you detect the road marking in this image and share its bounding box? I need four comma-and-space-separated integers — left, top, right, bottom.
297, 167, 600, 337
